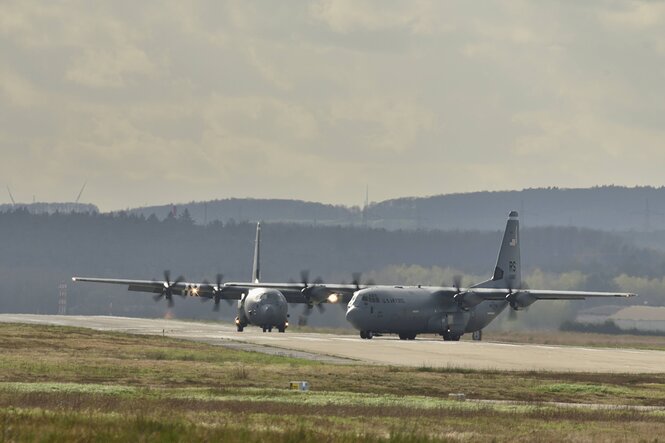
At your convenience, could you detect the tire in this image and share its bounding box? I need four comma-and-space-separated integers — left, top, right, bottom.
360, 331, 367, 339
399, 333, 408, 340
366, 331, 374, 339
472, 330, 482, 341
237, 325, 244, 332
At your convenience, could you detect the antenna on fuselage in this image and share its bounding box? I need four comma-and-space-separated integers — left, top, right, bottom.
251, 222, 261, 283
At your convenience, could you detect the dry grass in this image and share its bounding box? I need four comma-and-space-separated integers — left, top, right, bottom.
483, 329, 665, 350
1, 323, 665, 442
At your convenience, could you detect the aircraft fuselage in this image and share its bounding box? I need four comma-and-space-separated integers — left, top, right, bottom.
345, 287, 508, 339
236, 288, 289, 332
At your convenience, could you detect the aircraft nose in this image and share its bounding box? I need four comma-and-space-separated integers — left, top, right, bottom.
259, 303, 282, 325
345, 306, 361, 329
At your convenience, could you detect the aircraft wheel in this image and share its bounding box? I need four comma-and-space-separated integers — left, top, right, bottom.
360, 331, 367, 339
237, 325, 244, 332
262, 327, 267, 333
472, 330, 482, 341
408, 334, 417, 340
278, 326, 285, 333
366, 331, 374, 339
399, 333, 408, 340
441, 332, 451, 341
450, 334, 461, 341
268, 327, 273, 333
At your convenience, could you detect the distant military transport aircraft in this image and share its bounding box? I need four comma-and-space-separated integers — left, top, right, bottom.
73, 211, 635, 340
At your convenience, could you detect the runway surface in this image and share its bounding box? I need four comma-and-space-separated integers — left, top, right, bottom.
2, 314, 664, 373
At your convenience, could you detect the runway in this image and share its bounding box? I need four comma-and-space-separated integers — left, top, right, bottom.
2, 314, 664, 373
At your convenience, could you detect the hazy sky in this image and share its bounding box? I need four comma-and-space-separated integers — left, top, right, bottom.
1, 1, 664, 210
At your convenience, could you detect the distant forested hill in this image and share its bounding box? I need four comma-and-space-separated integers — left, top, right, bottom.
126, 186, 665, 232
0, 210, 660, 327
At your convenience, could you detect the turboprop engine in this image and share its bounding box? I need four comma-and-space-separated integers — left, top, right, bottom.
507, 291, 537, 310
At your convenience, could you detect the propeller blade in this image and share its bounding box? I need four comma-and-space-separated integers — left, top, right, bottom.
352, 272, 361, 290
153, 293, 163, 302
300, 270, 310, 286
508, 307, 517, 320
167, 297, 174, 308
164, 270, 171, 286
317, 304, 326, 314
453, 275, 463, 291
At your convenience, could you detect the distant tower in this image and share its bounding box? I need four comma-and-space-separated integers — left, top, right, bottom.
362, 185, 369, 227
58, 282, 67, 315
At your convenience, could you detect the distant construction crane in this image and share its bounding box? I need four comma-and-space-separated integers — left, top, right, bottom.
75, 181, 87, 203
6, 186, 16, 206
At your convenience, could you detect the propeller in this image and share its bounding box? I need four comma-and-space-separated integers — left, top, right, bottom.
212, 273, 224, 311
506, 282, 529, 320
299, 270, 326, 313
153, 270, 185, 308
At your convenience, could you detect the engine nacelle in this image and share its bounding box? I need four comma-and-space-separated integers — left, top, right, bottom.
509, 292, 537, 310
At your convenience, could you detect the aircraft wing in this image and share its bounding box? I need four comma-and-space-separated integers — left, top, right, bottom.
510, 289, 636, 299
223, 282, 365, 304
468, 288, 636, 300
451, 287, 635, 309
73, 277, 173, 294
71, 276, 244, 301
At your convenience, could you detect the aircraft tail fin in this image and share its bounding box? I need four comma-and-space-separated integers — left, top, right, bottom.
474, 211, 521, 290
251, 222, 261, 283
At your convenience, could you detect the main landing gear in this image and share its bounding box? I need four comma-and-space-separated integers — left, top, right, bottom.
261, 324, 287, 333
398, 333, 417, 340
360, 331, 374, 339
472, 330, 482, 341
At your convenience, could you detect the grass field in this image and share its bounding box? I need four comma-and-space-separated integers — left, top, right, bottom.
1, 323, 664, 442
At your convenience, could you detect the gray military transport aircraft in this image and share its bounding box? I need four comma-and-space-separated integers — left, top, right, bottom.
73, 211, 636, 340
74, 222, 295, 332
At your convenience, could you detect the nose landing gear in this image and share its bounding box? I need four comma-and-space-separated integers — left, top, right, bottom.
441, 331, 461, 341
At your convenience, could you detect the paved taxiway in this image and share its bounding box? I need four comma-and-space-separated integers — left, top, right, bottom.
2, 314, 664, 373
